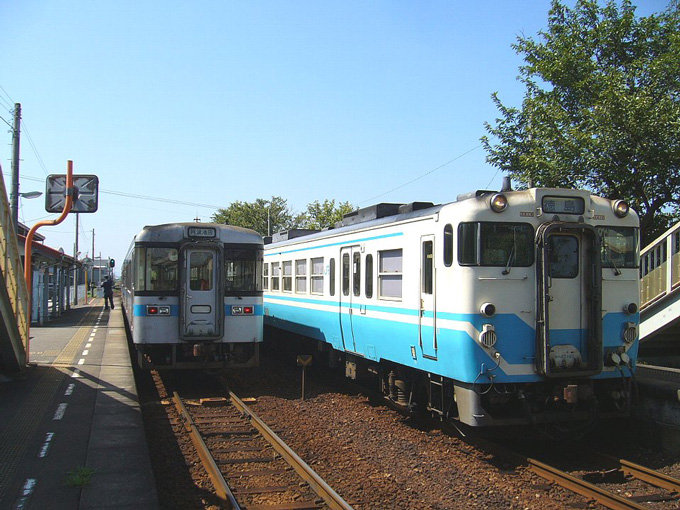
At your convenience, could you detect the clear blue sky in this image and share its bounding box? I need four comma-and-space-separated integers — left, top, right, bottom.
0, 0, 670, 273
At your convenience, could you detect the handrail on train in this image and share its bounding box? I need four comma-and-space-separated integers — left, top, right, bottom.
640, 220, 680, 310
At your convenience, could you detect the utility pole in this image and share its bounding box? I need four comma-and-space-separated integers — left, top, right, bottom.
91, 228, 95, 294
10, 103, 21, 228
73, 213, 79, 305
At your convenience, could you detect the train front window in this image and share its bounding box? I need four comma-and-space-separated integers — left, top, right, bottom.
189, 251, 214, 291
144, 247, 178, 291
225, 248, 263, 294
598, 226, 638, 269
458, 222, 534, 267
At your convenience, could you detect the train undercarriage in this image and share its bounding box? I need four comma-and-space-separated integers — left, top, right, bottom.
302, 337, 634, 432
135, 341, 259, 370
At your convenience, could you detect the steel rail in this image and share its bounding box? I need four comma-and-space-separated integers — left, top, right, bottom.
172, 392, 240, 509
228, 390, 354, 510
618, 457, 680, 493
528, 457, 648, 510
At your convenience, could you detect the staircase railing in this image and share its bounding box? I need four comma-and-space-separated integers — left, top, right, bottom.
0, 166, 28, 371
640, 221, 680, 310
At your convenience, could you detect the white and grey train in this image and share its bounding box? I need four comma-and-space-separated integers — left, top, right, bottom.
121, 223, 263, 369
263, 184, 640, 427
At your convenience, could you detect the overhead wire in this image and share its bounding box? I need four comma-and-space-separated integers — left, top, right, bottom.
357, 144, 482, 206
5, 172, 223, 210
21, 120, 49, 175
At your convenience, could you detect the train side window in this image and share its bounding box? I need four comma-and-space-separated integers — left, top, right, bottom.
271, 262, 280, 291
282, 261, 292, 292
365, 254, 373, 298
295, 259, 307, 293
311, 257, 324, 294
378, 249, 402, 300
134, 246, 146, 290
263, 263, 269, 290
353, 252, 361, 296
443, 224, 453, 267
422, 240, 433, 294
342, 253, 350, 296
329, 258, 336, 296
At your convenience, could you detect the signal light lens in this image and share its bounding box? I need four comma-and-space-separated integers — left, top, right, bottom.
243, 306, 254, 315
490, 193, 508, 213
147, 306, 158, 315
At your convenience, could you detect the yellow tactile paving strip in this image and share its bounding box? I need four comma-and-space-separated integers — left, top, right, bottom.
0, 306, 101, 502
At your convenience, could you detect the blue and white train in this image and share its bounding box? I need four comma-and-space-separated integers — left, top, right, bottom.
121, 223, 263, 369
264, 184, 640, 427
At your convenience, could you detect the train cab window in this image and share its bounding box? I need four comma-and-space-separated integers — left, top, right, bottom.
282, 261, 292, 292
443, 224, 453, 267
597, 226, 638, 269
378, 249, 403, 300
422, 240, 433, 294
138, 247, 178, 292
225, 247, 263, 294
295, 259, 307, 293
342, 253, 350, 296
311, 257, 324, 294
458, 222, 534, 267
365, 254, 373, 299
263, 263, 269, 290
329, 258, 336, 296
271, 262, 280, 291
548, 235, 578, 279
353, 252, 361, 297
189, 251, 214, 291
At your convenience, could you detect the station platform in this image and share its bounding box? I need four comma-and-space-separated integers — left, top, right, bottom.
0, 299, 159, 509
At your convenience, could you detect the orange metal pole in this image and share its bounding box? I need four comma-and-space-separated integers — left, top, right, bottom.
24, 160, 74, 363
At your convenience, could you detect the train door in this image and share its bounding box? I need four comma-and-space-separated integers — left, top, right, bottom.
180, 246, 222, 339
420, 235, 437, 359
339, 245, 358, 353
536, 224, 602, 377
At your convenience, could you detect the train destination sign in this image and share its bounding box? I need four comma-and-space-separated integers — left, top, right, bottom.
542, 196, 585, 215
187, 226, 216, 238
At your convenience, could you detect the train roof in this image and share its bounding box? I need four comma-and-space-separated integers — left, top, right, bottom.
265, 186, 638, 249
266, 201, 445, 249
135, 222, 262, 244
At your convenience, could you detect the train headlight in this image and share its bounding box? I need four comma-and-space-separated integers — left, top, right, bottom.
623, 322, 637, 344
480, 302, 496, 317
490, 193, 508, 213
479, 324, 497, 348
612, 200, 629, 218
623, 302, 638, 315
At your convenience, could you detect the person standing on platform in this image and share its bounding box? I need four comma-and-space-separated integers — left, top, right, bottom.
101, 275, 114, 310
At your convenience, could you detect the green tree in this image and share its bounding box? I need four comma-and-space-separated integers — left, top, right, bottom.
482, 0, 680, 244
297, 199, 355, 230
211, 196, 296, 235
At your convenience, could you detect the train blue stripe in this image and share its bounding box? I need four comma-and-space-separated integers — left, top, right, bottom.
264, 232, 403, 256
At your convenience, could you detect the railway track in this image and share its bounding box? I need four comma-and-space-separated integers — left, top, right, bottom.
172, 390, 354, 510
528, 453, 680, 509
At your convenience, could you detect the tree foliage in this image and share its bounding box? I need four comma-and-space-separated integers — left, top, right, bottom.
482, 0, 680, 244
211, 196, 294, 235
211, 197, 355, 236
296, 199, 355, 230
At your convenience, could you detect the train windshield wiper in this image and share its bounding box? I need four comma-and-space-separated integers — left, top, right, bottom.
502, 245, 515, 275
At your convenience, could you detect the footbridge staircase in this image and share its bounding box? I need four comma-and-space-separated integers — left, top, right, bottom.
0, 171, 28, 373
639, 221, 680, 361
